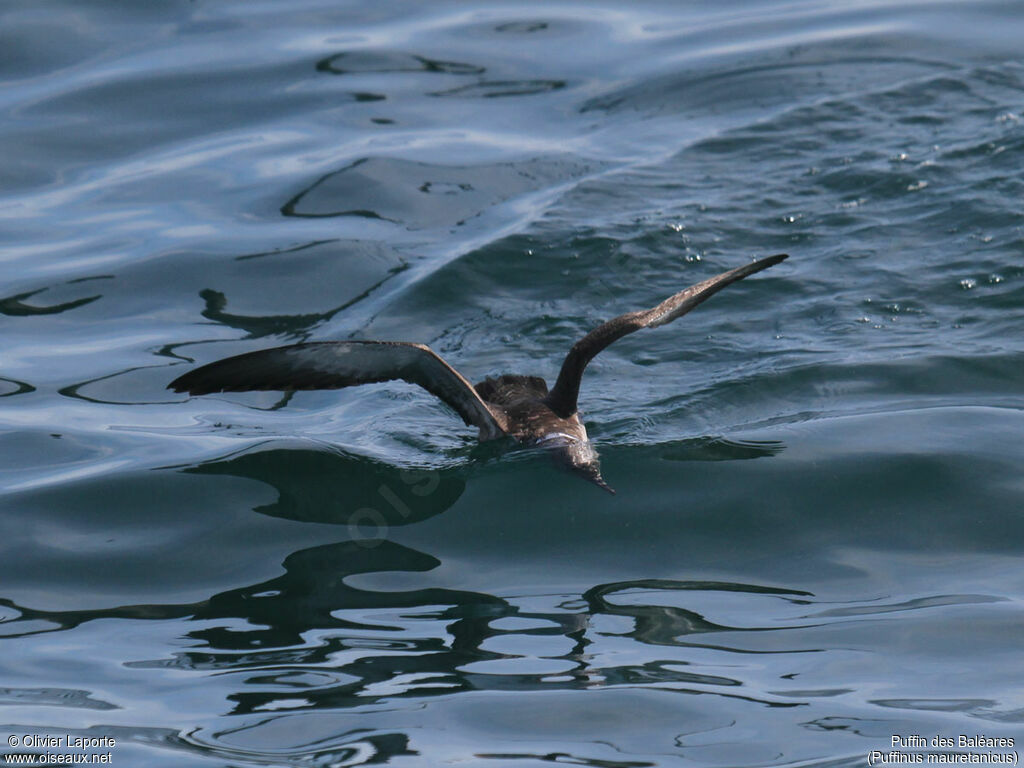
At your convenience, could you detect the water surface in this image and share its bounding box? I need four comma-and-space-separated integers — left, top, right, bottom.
2, 1, 1023, 765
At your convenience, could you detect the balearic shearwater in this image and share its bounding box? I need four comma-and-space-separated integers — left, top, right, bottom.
169, 253, 787, 493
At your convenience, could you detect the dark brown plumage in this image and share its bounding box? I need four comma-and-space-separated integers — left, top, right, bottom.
169, 253, 788, 493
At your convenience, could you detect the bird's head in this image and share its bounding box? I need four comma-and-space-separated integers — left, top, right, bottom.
543, 434, 615, 495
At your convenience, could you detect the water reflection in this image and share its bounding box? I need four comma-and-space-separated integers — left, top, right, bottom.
0, 376, 34, 397
2, 534, 816, 716
583, 579, 812, 648
0, 277, 109, 317
0, 722, 416, 766
196, 260, 405, 341
659, 436, 785, 463
187, 719, 418, 766
429, 80, 567, 98
281, 156, 602, 228
316, 51, 485, 76
184, 445, 465, 528
55, 239, 408, 403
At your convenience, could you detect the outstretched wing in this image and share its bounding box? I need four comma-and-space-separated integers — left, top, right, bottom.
545, 254, 788, 417
168, 340, 508, 439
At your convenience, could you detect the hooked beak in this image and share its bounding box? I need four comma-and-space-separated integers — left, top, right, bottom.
577, 462, 616, 495
547, 438, 616, 495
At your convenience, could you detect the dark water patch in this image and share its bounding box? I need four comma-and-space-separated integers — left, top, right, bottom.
0, 283, 103, 317
580, 53, 952, 118
0, 378, 35, 397
659, 436, 784, 463
494, 20, 550, 35
234, 238, 340, 262
446, 13, 610, 47
183, 444, 465, 528
0, 9, 112, 82
316, 51, 485, 76
349, 90, 386, 102
430, 79, 567, 98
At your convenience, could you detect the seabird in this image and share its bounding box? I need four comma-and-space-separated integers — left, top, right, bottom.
169, 253, 787, 493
